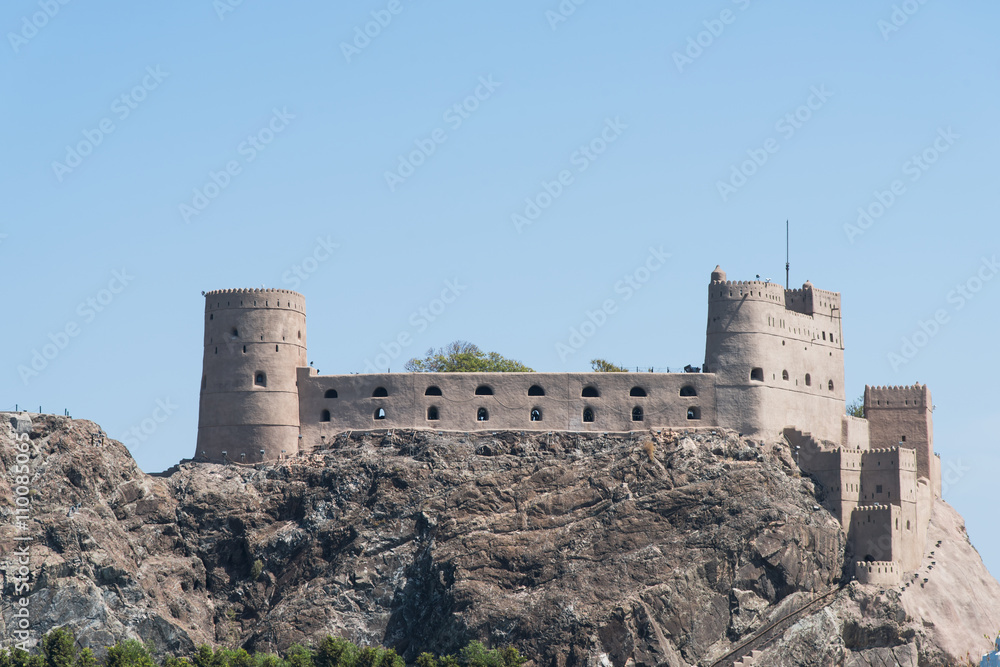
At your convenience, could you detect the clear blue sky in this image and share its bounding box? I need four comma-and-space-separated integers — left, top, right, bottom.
2, 1, 999, 574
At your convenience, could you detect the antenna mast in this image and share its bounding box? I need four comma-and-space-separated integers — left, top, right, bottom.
785, 220, 790, 289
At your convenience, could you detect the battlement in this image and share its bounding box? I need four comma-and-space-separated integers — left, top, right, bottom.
865, 384, 930, 408
855, 560, 901, 586
205, 289, 305, 312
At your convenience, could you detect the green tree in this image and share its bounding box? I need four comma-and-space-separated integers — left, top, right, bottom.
316, 637, 357, 667
284, 646, 313, 667
415, 654, 437, 667
847, 395, 864, 418
590, 359, 628, 372
191, 647, 216, 667
11, 650, 45, 667
73, 649, 97, 667
251, 655, 286, 667
161, 658, 191, 667
104, 641, 156, 667
405, 342, 533, 373
42, 628, 77, 667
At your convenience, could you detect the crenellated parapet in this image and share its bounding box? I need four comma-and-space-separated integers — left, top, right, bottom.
855, 560, 901, 585
205, 289, 305, 313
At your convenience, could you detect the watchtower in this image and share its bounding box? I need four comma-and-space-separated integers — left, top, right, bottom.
196, 289, 307, 463
704, 266, 845, 443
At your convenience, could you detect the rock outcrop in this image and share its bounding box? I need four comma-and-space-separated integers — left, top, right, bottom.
1, 415, 998, 666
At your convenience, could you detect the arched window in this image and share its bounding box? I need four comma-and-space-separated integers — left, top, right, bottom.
828, 380, 835, 391
782, 370, 789, 381
372, 387, 388, 397
475, 385, 494, 396
427, 406, 440, 421
582, 386, 599, 398
750, 368, 764, 382
583, 408, 595, 422
255, 372, 266, 387
374, 408, 386, 420
679, 385, 697, 397
528, 385, 545, 396
425, 386, 443, 396
629, 387, 647, 397
477, 407, 489, 421
805, 374, 811, 386
530, 408, 542, 421
687, 407, 701, 420
324, 389, 338, 398
632, 406, 643, 422
320, 410, 331, 422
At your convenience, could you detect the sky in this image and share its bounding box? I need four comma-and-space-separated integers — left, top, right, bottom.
2, 1, 999, 575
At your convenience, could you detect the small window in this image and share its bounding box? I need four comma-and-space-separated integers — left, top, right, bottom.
275, 345, 279, 352
528, 385, 545, 396
201, 375, 207, 390
876, 485, 883, 494
320, 409, 331, 422
679, 385, 697, 397
255, 372, 266, 387
582, 386, 599, 398
583, 408, 595, 422
324, 389, 338, 399
901, 435, 906, 442
822, 332, 826, 340
750, 368, 764, 382
477, 407, 489, 421
372, 387, 388, 397
242, 345, 247, 354
632, 406, 643, 422
209, 314, 214, 320
828, 380, 835, 391
530, 408, 542, 421
805, 374, 811, 386
231, 328, 239, 338
427, 406, 440, 421
425, 386, 443, 396
298, 331, 302, 339
374, 408, 386, 420
782, 370, 789, 381
687, 407, 701, 420
475, 385, 493, 396
629, 387, 647, 397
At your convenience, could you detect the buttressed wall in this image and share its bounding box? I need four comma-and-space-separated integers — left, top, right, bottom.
704, 266, 845, 444
197, 289, 306, 463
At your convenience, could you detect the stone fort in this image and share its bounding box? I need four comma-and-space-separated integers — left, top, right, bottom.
195, 265, 941, 585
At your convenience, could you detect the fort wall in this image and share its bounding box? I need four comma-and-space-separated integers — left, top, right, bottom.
855, 560, 901, 586
297, 370, 718, 450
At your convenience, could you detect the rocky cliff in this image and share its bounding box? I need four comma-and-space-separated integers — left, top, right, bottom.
1, 415, 997, 667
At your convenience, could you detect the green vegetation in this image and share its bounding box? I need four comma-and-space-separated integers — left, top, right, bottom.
846, 395, 864, 418
405, 341, 533, 373
590, 359, 628, 372
7, 629, 525, 667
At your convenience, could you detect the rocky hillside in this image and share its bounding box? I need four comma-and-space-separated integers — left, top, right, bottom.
1, 415, 998, 667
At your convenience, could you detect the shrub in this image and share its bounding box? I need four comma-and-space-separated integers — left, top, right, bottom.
42, 628, 77, 667
105, 641, 156, 667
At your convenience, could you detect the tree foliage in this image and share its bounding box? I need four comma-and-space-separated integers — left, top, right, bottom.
847, 395, 864, 418
405, 341, 533, 373
13, 634, 524, 667
590, 359, 628, 373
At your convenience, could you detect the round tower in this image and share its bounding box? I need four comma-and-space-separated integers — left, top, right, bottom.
196, 289, 307, 463
704, 266, 845, 443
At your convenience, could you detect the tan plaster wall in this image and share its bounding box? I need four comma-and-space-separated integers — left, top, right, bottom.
298, 370, 718, 449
